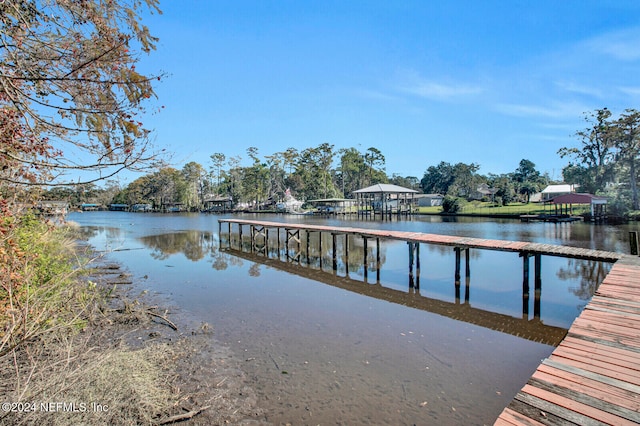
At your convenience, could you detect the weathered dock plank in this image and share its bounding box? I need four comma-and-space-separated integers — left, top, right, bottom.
495, 255, 640, 425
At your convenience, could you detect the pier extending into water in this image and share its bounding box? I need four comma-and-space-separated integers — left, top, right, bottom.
218, 218, 640, 425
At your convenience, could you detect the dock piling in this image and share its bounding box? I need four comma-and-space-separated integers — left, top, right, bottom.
522, 252, 530, 317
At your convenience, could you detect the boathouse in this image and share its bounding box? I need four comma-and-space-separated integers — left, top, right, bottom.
80, 203, 100, 211
353, 183, 418, 219
108, 203, 129, 211
204, 195, 233, 212
549, 193, 608, 221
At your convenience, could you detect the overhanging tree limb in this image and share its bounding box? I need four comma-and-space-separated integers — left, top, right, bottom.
0, 0, 165, 188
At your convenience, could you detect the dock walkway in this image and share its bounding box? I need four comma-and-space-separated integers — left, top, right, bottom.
495, 254, 640, 425
218, 218, 623, 262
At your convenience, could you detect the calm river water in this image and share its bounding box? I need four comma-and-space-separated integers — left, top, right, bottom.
68, 212, 638, 425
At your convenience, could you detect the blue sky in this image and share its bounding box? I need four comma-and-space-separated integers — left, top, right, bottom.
130, 0, 640, 184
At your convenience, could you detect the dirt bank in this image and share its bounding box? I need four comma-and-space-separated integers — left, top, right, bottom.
0, 244, 270, 426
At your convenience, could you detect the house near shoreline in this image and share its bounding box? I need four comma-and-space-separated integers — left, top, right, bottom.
416, 193, 444, 207
539, 184, 577, 202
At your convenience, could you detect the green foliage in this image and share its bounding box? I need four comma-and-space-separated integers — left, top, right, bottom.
559, 108, 640, 212
626, 211, 640, 221
442, 196, 462, 213
1, 209, 88, 356
15, 215, 74, 285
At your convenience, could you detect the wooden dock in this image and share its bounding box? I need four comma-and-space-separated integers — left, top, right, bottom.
218, 218, 623, 262
218, 219, 640, 425
495, 254, 640, 425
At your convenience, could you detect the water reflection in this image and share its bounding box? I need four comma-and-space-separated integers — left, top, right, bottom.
138, 231, 214, 261
131, 226, 610, 340
76, 225, 123, 241
133, 229, 577, 345
558, 258, 610, 300
227, 246, 568, 346
69, 212, 629, 425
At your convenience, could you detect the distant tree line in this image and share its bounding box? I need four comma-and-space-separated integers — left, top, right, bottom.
41, 145, 550, 212
39, 108, 640, 216
558, 108, 640, 213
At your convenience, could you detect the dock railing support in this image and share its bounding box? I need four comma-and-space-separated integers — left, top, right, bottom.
285, 228, 301, 263
631, 231, 639, 256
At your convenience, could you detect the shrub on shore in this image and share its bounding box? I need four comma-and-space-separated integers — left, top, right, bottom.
0, 206, 183, 425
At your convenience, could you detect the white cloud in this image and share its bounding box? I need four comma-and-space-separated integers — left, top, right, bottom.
495, 101, 589, 119
554, 81, 604, 99
585, 27, 640, 62
618, 86, 640, 96
395, 70, 484, 101
402, 81, 483, 100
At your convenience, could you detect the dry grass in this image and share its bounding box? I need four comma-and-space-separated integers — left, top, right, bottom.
0, 213, 264, 425
0, 216, 181, 425
0, 332, 178, 426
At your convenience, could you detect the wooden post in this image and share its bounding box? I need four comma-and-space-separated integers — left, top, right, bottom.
464, 277, 470, 304
276, 227, 280, 258
534, 254, 542, 319
415, 242, 420, 289
238, 224, 243, 251
376, 238, 381, 282
408, 242, 415, 288
345, 234, 349, 274
454, 247, 461, 282
522, 252, 530, 318
318, 231, 322, 268
454, 247, 461, 303
465, 248, 470, 278
406, 242, 420, 289
630, 231, 639, 256
332, 233, 338, 271
363, 236, 368, 281
285, 227, 289, 254
306, 231, 311, 265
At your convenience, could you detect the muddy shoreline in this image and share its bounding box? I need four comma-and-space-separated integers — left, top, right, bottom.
84, 245, 273, 425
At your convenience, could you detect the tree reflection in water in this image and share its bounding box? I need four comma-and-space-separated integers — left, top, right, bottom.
138, 231, 214, 261
557, 258, 612, 300
137, 230, 245, 271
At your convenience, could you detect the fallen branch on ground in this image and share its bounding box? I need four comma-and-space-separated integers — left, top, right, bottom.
156, 405, 211, 425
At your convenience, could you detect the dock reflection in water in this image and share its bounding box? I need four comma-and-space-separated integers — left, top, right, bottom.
225, 246, 569, 346
130, 228, 611, 345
